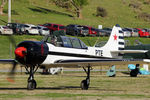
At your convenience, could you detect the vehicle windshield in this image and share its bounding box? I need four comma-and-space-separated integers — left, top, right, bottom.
2, 26, 9, 29
31, 27, 37, 29
43, 28, 49, 31
59, 26, 65, 29
24, 25, 29, 28
82, 26, 89, 30
44, 24, 51, 27
53, 25, 58, 28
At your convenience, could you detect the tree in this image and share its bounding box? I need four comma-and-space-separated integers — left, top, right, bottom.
0, 0, 7, 15
70, 0, 88, 19
53, 0, 88, 19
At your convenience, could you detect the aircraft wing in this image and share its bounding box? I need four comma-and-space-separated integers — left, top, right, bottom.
0, 59, 16, 64
112, 50, 148, 54
43, 59, 150, 68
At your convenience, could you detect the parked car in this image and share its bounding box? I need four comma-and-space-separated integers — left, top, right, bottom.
95, 29, 107, 36
42, 23, 66, 33
66, 24, 89, 36
136, 28, 150, 37
82, 26, 97, 36
122, 28, 131, 37
102, 28, 112, 36
24, 24, 39, 35
6, 23, 22, 35
80, 26, 89, 36
37, 26, 50, 35
52, 24, 66, 32
128, 28, 139, 37
0, 25, 13, 35
42, 23, 54, 31
18, 24, 27, 34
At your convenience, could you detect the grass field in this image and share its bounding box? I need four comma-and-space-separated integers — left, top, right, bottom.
0, 70, 150, 100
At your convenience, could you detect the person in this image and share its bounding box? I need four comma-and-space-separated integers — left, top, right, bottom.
51, 36, 57, 46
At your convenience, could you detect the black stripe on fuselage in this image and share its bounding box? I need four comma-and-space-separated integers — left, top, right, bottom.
56, 59, 140, 63
119, 48, 124, 50
48, 51, 112, 59
118, 42, 124, 45
119, 36, 124, 39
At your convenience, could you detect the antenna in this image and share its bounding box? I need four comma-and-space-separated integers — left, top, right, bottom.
94, 36, 100, 46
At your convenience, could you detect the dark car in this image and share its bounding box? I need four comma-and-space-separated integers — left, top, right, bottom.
66, 24, 89, 36
6, 23, 22, 35
102, 28, 112, 36
95, 29, 107, 36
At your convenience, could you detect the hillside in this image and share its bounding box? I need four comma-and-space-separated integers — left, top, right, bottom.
0, 0, 150, 28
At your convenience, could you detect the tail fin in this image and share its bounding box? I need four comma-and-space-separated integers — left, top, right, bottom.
101, 24, 124, 58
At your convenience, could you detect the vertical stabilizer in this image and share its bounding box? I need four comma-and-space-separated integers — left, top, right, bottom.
101, 24, 124, 58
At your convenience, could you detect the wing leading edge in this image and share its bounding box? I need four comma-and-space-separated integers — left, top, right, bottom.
0, 59, 16, 64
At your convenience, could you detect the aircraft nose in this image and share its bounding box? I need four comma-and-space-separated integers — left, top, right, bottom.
15, 47, 27, 58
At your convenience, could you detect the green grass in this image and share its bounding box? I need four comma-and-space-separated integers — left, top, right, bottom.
0, 72, 150, 99
0, 92, 147, 99
0, 0, 150, 28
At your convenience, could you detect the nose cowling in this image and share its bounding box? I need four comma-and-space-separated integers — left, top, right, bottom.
15, 47, 27, 58
15, 41, 49, 65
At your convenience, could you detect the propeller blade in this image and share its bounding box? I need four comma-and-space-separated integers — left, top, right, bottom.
7, 60, 17, 83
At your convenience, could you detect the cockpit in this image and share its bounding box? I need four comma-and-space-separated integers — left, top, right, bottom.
42, 35, 87, 49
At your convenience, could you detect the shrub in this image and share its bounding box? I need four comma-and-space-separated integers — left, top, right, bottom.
143, 0, 150, 5
138, 12, 150, 21
96, 6, 107, 17
129, 2, 142, 10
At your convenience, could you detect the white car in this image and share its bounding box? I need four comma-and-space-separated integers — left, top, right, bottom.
24, 24, 39, 35
0, 25, 13, 35
122, 28, 131, 37
37, 26, 50, 35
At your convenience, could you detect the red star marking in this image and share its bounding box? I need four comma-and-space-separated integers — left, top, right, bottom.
113, 34, 117, 40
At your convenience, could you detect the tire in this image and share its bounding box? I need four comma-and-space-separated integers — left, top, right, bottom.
27, 80, 37, 90
0, 31, 2, 35
26, 31, 29, 35
80, 80, 89, 90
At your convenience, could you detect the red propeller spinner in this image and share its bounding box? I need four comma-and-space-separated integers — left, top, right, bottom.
15, 47, 27, 58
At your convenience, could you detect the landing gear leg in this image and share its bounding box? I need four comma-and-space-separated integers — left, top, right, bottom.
81, 65, 91, 90
27, 66, 37, 90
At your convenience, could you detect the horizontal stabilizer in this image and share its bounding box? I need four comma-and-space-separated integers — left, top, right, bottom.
111, 50, 148, 54
143, 59, 150, 62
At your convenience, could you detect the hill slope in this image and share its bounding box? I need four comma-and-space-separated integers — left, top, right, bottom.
0, 0, 150, 28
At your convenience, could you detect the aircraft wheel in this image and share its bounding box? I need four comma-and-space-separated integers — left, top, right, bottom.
27, 80, 37, 90
80, 80, 89, 90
